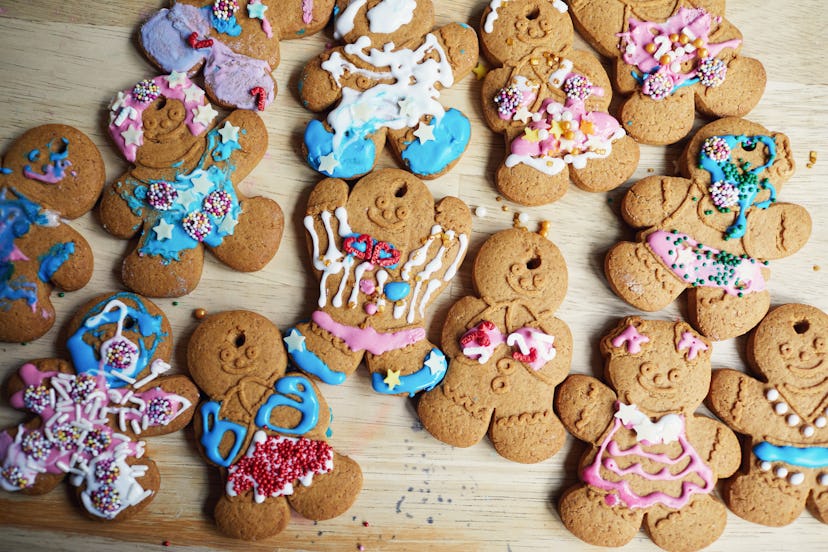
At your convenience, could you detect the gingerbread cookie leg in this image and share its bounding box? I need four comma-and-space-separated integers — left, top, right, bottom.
559, 485, 644, 547
365, 339, 447, 397
214, 493, 291, 540
620, 88, 696, 145
122, 238, 205, 298
489, 389, 566, 464
288, 451, 363, 520
725, 467, 808, 526
386, 109, 471, 179
644, 495, 728, 552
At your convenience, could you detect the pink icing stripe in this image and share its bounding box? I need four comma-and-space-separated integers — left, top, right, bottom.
311, 310, 425, 355
302, 0, 314, 24
582, 408, 714, 510
611, 324, 649, 354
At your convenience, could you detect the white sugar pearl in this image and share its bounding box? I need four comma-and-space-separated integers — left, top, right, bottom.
474, 206, 488, 218
819, 474, 828, 486
766, 388, 779, 401
775, 467, 789, 478
775, 402, 789, 415
816, 417, 827, 428
787, 414, 801, 426
803, 425, 816, 437
760, 461, 772, 471
790, 472, 805, 485
670, 61, 681, 73
518, 213, 529, 225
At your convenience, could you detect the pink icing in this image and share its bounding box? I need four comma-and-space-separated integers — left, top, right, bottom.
646, 229, 766, 295
311, 310, 426, 355
248, 0, 273, 37
302, 0, 314, 24
460, 320, 556, 371
611, 324, 649, 354
359, 278, 376, 295
23, 162, 70, 184
618, 8, 741, 89
582, 403, 714, 510
677, 331, 708, 360
108, 74, 210, 163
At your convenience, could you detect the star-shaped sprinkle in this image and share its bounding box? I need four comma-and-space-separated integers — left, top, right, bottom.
190, 171, 215, 196
183, 84, 205, 103
176, 188, 200, 209
673, 245, 697, 268
217, 121, 240, 144
166, 70, 188, 88
413, 122, 435, 143
424, 350, 446, 375
318, 153, 339, 174
397, 97, 419, 119
472, 61, 488, 80
120, 126, 143, 147
283, 329, 306, 353
383, 369, 401, 391
247, 1, 267, 19
153, 219, 175, 241
192, 103, 218, 126
615, 402, 645, 426
514, 105, 533, 123
523, 127, 540, 142
218, 214, 238, 234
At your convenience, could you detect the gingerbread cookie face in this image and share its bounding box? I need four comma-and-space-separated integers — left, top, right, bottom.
605, 117, 811, 341
286, 168, 472, 397
188, 310, 362, 540
418, 229, 573, 463
567, 0, 766, 145
101, 74, 283, 297
556, 317, 740, 552
0, 292, 199, 521
140, 0, 336, 110
299, 0, 479, 179
0, 124, 105, 342
708, 304, 828, 526
479, 0, 639, 205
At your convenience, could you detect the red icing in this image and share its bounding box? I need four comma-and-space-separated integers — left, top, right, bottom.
250, 86, 267, 111
187, 32, 214, 49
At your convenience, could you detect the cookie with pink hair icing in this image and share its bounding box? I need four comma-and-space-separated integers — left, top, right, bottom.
140, 0, 336, 110
102, 73, 283, 297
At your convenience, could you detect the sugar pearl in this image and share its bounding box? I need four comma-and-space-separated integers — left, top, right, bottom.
816, 417, 827, 428
787, 414, 801, 426
803, 425, 815, 437
775, 467, 788, 478
774, 402, 789, 415
819, 474, 828, 486
760, 461, 771, 471
789, 472, 805, 485
765, 388, 779, 401
474, 206, 488, 218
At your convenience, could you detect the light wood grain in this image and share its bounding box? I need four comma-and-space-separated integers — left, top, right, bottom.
1, 1, 827, 550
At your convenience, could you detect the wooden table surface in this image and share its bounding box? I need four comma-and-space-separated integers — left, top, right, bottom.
1, 1, 826, 550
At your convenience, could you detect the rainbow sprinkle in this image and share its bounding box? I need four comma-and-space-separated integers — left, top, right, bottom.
69, 374, 98, 403
104, 339, 138, 371
147, 397, 174, 426
212, 0, 239, 20
132, 79, 161, 103
22, 384, 51, 413
493, 85, 522, 119
21, 430, 52, 461
83, 428, 113, 456
698, 57, 727, 88
90, 485, 122, 515
202, 190, 232, 218
563, 74, 593, 102
52, 423, 82, 451
1, 466, 30, 489
147, 181, 179, 211
702, 136, 731, 162
182, 211, 212, 241
94, 458, 121, 485
641, 71, 673, 100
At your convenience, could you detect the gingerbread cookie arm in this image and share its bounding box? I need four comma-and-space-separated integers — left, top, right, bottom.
567, 49, 613, 112
275, 0, 335, 39
211, 110, 268, 186
440, 296, 489, 361
4, 358, 73, 399
555, 374, 616, 444
621, 175, 693, 228
707, 368, 771, 436
687, 414, 741, 478
531, 316, 573, 387
742, 203, 812, 260
99, 177, 144, 240
27, 223, 93, 292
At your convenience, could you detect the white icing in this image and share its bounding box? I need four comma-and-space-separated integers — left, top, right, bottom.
305, 210, 352, 308
484, 0, 568, 33
333, 0, 367, 39
367, 0, 417, 34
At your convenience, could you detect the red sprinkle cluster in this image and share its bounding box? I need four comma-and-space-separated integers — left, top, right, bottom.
460, 320, 496, 348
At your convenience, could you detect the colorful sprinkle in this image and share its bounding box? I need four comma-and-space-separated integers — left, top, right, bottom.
52, 423, 82, 451
90, 485, 122, 515
104, 339, 138, 371
641, 70, 673, 100
147, 181, 179, 211
131, 79, 161, 103
562, 74, 593, 101
182, 211, 212, 242
701, 136, 731, 162
83, 428, 113, 455
212, 0, 239, 20
21, 430, 52, 461
147, 397, 174, 426
193, 308, 208, 320
710, 180, 739, 209
493, 85, 522, 119
94, 458, 121, 485
1, 466, 30, 489
69, 374, 98, 403
23, 384, 52, 413
202, 190, 232, 217
697, 56, 727, 88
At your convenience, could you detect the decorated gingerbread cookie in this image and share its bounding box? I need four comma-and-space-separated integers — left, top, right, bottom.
605, 117, 811, 341
0, 292, 199, 520
0, 125, 105, 343
101, 74, 284, 297
188, 309, 362, 540
299, 0, 479, 179
418, 229, 573, 463
556, 316, 740, 552
286, 168, 472, 396
707, 303, 828, 526
479, 0, 639, 205
567, 0, 766, 145
140, 0, 336, 110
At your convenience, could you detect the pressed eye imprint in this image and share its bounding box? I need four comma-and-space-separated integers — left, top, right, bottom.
235, 333, 246, 348
394, 183, 408, 198
156, 97, 167, 110
123, 316, 136, 330
526, 257, 541, 270
794, 320, 810, 334
525, 7, 540, 20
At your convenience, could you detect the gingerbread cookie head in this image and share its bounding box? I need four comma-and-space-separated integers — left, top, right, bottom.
287, 168, 472, 396
0, 124, 105, 342
140, 0, 336, 110
605, 118, 810, 341
188, 310, 362, 540
0, 292, 199, 521
601, 317, 712, 417
479, 0, 639, 205
101, 74, 283, 298
300, 0, 479, 179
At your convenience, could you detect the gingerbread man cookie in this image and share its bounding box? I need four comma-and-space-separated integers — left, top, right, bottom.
556, 316, 740, 552
141, 0, 336, 110
101, 74, 284, 297
286, 168, 472, 396
707, 303, 828, 526
0, 125, 105, 342
299, 0, 479, 179
479, 0, 639, 205
567, 0, 766, 145
418, 229, 573, 463
0, 292, 199, 520
605, 117, 811, 340
189, 309, 362, 540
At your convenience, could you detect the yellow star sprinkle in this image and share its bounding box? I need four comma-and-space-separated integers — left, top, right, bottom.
523, 127, 540, 142
472, 62, 488, 80
580, 121, 595, 136
383, 369, 402, 391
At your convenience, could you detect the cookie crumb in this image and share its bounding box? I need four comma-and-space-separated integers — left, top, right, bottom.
194, 308, 208, 320
814, 265, 821, 272
495, 196, 503, 202
807, 150, 817, 168
647, 167, 654, 173
538, 220, 551, 238
501, 205, 509, 212
474, 206, 488, 217
513, 212, 529, 229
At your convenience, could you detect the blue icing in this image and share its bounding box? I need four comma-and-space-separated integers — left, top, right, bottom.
0, 168, 12, 175
401, 108, 470, 176
371, 348, 447, 397
67, 292, 167, 388
383, 281, 410, 302
754, 441, 828, 469
296, 29, 305, 36
254, 375, 320, 435
27, 149, 39, 162
206, 6, 242, 36
632, 69, 698, 97
285, 325, 347, 385
200, 400, 248, 467
325, 407, 333, 439
0, 188, 65, 311
699, 134, 777, 240
24, 138, 70, 181
37, 242, 75, 282
304, 119, 376, 179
